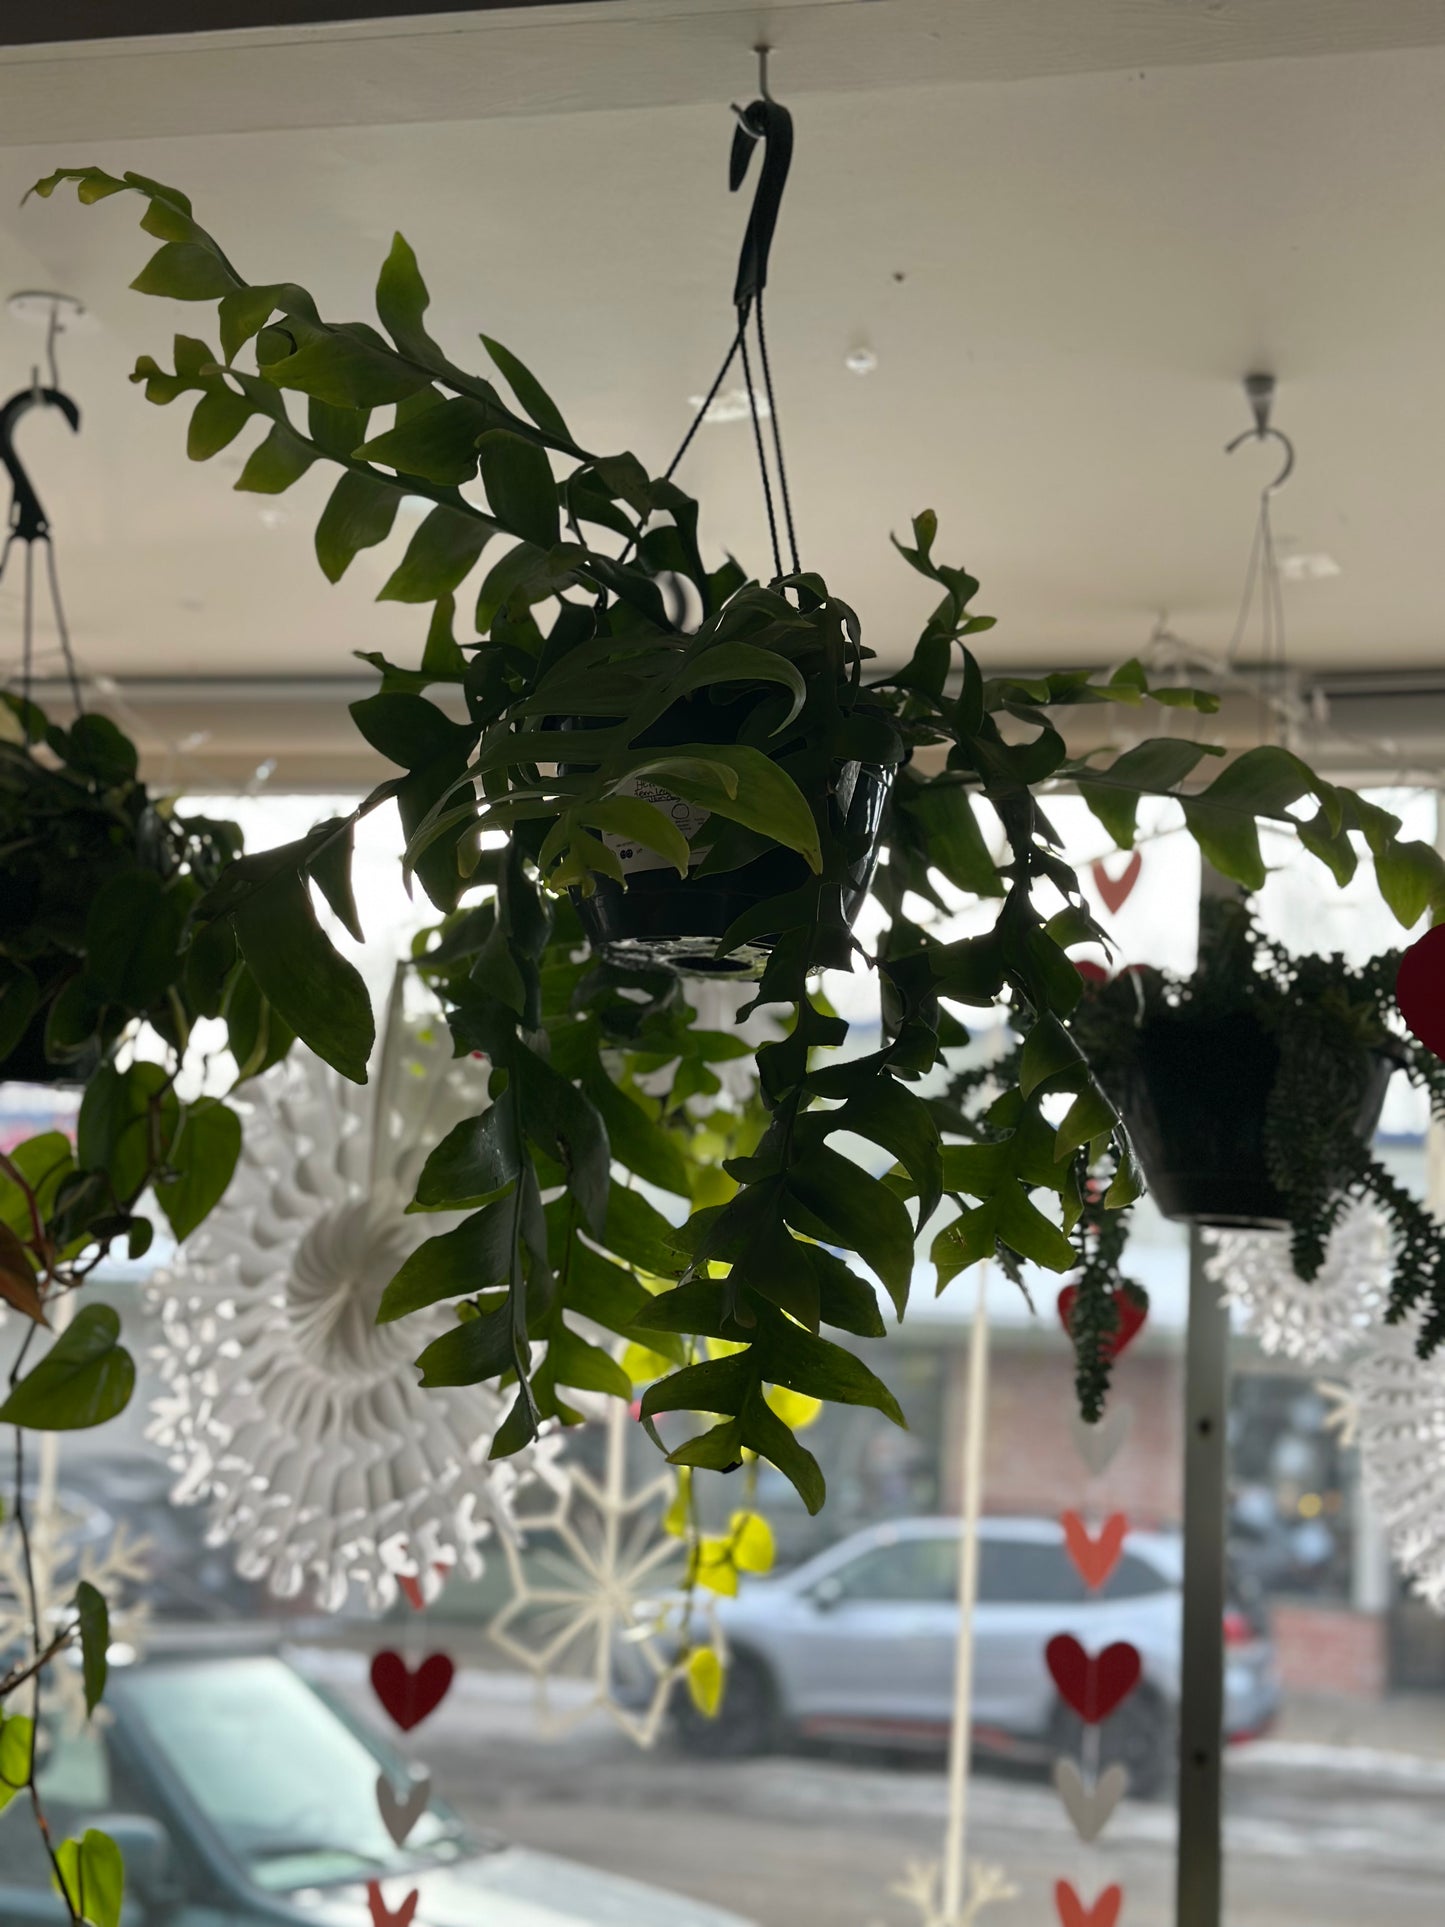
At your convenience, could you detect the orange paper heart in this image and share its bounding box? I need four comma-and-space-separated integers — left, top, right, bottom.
396, 1559, 454, 1612
1055, 1880, 1123, 1927
1062, 1510, 1129, 1591
1091, 852, 1142, 915
368, 1882, 419, 1927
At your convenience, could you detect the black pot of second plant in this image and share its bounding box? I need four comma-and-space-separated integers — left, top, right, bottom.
1107, 1011, 1394, 1229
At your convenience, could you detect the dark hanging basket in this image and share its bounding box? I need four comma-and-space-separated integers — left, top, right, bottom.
1103, 1011, 1395, 1229
572, 759, 892, 978
0, 1009, 98, 1092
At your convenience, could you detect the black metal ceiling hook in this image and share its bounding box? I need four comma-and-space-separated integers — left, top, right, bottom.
729, 76, 794, 316
1, 384, 81, 545
1224, 371, 1295, 494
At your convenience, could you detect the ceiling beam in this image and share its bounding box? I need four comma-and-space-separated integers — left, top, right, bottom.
2, 0, 574, 50
7, 2, 1445, 146
29, 669, 1437, 794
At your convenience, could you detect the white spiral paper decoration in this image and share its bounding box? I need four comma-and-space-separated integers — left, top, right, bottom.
148, 985, 539, 1611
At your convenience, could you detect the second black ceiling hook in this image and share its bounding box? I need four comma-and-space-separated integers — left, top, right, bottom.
729, 49, 793, 316
1, 384, 81, 546
1224, 371, 1295, 494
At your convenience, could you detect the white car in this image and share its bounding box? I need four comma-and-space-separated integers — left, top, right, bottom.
0, 1650, 752, 1927
673, 1514, 1280, 1797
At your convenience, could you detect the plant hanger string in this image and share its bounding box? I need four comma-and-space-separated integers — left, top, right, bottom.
1224, 371, 1295, 744
659, 47, 802, 584
0, 301, 84, 720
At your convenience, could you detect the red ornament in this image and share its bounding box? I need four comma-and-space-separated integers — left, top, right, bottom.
1091, 852, 1142, 916
1061, 1510, 1129, 1591
1055, 1881, 1124, 1927
1396, 925, 1445, 1061
369, 1651, 455, 1732
368, 1882, 420, 1927
1045, 1634, 1142, 1725
1057, 1285, 1147, 1360
1074, 959, 1110, 985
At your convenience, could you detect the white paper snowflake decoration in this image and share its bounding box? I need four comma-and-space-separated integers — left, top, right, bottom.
1316, 1376, 1361, 1449
869, 1857, 1018, 1927
488, 1395, 714, 1747
1206, 1203, 1389, 1365
148, 980, 539, 1612
1352, 1319, 1445, 1611
0, 1506, 151, 1734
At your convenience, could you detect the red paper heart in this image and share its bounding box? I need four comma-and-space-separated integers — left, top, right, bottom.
1055, 1880, 1123, 1927
1057, 1285, 1148, 1361
1397, 926, 1445, 1061
1091, 852, 1142, 916
368, 1883, 419, 1927
1046, 1634, 1142, 1725
370, 1651, 454, 1732
1062, 1510, 1129, 1591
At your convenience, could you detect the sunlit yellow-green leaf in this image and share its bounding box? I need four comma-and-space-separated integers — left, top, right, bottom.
766, 1385, 823, 1431
730, 1510, 776, 1575
686, 1647, 724, 1718
690, 1535, 739, 1597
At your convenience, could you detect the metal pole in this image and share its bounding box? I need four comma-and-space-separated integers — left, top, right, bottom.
941, 1261, 991, 1923
1175, 862, 1236, 1927
1175, 1223, 1230, 1927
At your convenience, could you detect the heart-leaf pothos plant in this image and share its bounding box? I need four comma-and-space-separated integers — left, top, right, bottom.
34, 163, 1445, 1511
0, 690, 306, 1916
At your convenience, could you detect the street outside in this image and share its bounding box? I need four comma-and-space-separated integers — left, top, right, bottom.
309, 1654, 1445, 1927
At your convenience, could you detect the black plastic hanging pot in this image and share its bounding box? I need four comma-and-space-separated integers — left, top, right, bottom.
0, 1009, 98, 1091
1103, 1011, 1395, 1229
571, 755, 891, 977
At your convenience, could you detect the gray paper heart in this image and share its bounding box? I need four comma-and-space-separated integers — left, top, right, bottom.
376, 1771, 431, 1847
1053, 1757, 1129, 1843
1070, 1401, 1133, 1478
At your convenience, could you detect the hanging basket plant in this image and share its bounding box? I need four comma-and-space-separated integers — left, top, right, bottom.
0, 349, 332, 1898
1068, 898, 1445, 1388
1082, 988, 1396, 1233
30, 109, 1445, 1516
1, 698, 243, 1087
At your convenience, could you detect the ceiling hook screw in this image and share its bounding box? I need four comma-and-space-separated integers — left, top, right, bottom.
1225, 370, 1295, 494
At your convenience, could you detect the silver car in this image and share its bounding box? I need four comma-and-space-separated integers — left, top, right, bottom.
675, 1515, 1280, 1796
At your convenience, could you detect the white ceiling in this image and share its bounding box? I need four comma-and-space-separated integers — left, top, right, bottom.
3, 1, 1445, 783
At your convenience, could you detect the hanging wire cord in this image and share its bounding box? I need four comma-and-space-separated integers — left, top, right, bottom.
0, 306, 85, 720
1224, 371, 1295, 739
653, 47, 802, 585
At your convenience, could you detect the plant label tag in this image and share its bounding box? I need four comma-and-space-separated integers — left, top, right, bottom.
602, 776, 711, 876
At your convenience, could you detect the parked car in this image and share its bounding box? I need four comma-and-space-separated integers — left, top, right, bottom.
0, 1649, 751, 1927
673, 1515, 1280, 1796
